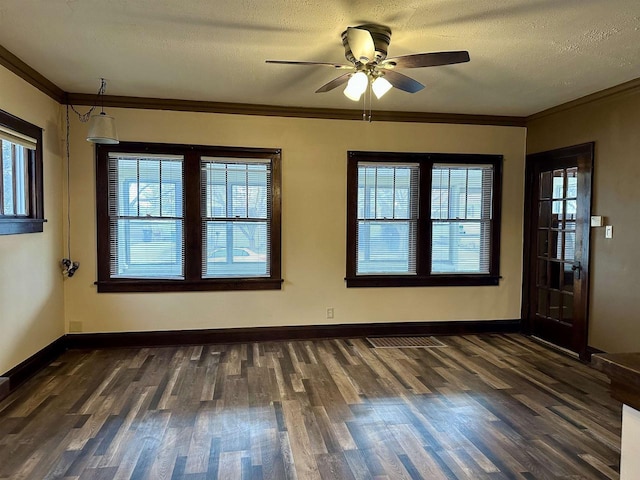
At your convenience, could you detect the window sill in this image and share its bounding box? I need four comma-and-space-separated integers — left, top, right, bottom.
345, 275, 500, 288
95, 277, 284, 293
0, 218, 47, 235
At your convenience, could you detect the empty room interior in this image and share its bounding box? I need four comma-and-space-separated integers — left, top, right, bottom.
1, 1, 640, 479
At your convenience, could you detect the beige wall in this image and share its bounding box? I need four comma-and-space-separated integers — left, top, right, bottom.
527, 90, 640, 353
0, 68, 65, 374
65, 108, 526, 334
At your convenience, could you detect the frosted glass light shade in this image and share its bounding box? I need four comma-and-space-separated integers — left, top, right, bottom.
87, 112, 119, 144
372, 77, 393, 99
344, 71, 369, 101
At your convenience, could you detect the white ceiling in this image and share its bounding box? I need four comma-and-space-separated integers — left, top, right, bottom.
1, 0, 640, 117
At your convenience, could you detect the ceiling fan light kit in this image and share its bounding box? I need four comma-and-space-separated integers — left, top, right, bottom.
266, 23, 470, 117
344, 71, 369, 101
372, 76, 393, 99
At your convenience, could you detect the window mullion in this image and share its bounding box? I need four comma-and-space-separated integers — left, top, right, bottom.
159, 160, 163, 216
417, 159, 433, 276
183, 151, 201, 281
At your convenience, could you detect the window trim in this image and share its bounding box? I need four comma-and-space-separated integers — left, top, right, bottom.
346, 151, 502, 288
0, 108, 45, 235
95, 142, 282, 292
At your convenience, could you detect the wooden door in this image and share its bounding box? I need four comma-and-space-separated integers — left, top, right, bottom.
523, 143, 594, 360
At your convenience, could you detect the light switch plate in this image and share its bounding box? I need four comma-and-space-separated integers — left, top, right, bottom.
590, 216, 603, 227
605, 225, 613, 238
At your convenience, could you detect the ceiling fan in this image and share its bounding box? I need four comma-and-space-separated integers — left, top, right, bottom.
266, 24, 470, 102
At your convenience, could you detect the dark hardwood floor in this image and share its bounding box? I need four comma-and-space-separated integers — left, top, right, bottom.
0, 334, 621, 479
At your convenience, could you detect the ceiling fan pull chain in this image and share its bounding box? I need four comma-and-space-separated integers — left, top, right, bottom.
368, 80, 373, 122
362, 85, 367, 121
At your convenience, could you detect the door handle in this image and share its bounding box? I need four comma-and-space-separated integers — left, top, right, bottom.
571, 261, 582, 279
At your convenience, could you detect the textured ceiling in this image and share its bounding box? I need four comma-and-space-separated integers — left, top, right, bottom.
1, 0, 639, 116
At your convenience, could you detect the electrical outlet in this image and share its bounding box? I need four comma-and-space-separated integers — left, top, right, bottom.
326, 308, 334, 319
605, 225, 613, 239
69, 321, 83, 333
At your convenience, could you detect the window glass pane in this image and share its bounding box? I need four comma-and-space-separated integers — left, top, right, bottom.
202, 159, 271, 278
14, 147, 28, 215
109, 154, 184, 279
566, 167, 577, 198
357, 221, 414, 274
204, 221, 268, 277
356, 163, 418, 275
2, 141, 14, 215
112, 219, 183, 278
432, 221, 490, 273
552, 170, 564, 199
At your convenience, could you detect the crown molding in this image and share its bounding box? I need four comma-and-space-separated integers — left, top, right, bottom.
527, 76, 640, 123
65, 93, 527, 126
0, 45, 64, 103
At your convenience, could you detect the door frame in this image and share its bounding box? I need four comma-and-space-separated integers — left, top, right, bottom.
521, 142, 594, 361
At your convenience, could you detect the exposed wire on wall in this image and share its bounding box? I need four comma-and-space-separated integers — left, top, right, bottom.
62, 78, 115, 277
62, 105, 79, 278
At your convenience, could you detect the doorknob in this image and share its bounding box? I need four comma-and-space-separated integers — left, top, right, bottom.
571, 261, 582, 279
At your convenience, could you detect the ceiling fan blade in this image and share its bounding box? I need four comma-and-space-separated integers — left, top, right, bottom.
347, 27, 375, 64
382, 51, 470, 69
266, 60, 353, 69
381, 70, 425, 93
315, 73, 353, 93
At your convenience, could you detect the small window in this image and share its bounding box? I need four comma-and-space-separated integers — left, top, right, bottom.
0, 109, 44, 235
108, 153, 184, 279
356, 162, 419, 275
96, 142, 282, 292
431, 164, 494, 274
346, 151, 502, 287
202, 158, 271, 279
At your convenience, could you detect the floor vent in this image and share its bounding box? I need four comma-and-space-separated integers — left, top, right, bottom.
366, 336, 447, 348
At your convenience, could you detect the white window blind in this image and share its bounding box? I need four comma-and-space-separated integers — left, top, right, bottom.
356, 162, 419, 275
431, 164, 493, 274
0, 125, 37, 150
108, 153, 184, 279
201, 158, 270, 278
1, 135, 31, 217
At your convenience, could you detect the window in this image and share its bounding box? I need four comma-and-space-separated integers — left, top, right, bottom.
96, 142, 281, 292
346, 151, 502, 287
0, 109, 44, 235
202, 159, 271, 278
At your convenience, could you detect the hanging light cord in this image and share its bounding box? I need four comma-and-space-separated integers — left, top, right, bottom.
69, 78, 107, 123
65, 105, 72, 260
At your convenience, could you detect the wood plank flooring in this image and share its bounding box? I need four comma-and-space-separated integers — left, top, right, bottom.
0, 334, 622, 479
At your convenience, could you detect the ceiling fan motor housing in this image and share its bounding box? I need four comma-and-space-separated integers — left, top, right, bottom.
342, 24, 391, 64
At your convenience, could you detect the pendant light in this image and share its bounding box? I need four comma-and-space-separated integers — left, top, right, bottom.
86, 78, 119, 144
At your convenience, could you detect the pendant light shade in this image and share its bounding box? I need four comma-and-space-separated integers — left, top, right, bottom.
87, 112, 119, 144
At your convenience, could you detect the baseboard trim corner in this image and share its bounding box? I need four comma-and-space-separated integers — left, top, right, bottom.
1, 336, 67, 398
0, 377, 9, 402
